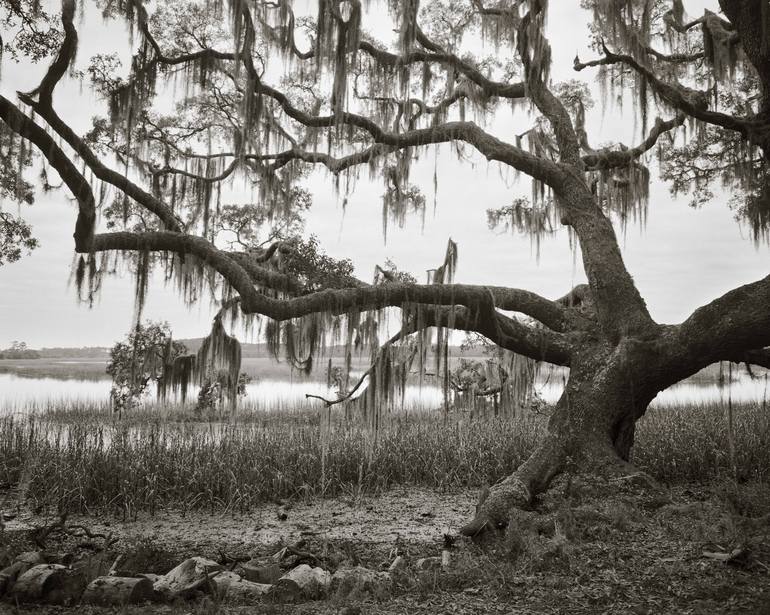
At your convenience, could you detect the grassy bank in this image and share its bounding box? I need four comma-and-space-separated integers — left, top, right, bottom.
0, 400, 768, 516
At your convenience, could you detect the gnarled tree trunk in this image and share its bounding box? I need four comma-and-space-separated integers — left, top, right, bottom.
461, 335, 676, 536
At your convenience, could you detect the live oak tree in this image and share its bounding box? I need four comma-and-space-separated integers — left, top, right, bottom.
1, 0, 769, 536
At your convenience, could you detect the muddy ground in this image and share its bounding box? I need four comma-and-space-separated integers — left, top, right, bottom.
2, 479, 770, 614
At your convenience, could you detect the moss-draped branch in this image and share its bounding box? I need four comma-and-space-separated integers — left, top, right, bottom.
2, 0, 769, 381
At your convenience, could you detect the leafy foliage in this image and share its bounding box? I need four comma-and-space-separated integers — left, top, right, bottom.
0, 123, 38, 265
0, 211, 37, 265
374, 258, 418, 285
0, 0, 63, 62
280, 234, 357, 292
106, 321, 188, 411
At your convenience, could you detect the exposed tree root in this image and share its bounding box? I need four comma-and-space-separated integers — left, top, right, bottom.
460, 434, 665, 540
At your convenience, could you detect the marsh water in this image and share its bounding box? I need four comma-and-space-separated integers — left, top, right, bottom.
0, 371, 446, 412
0, 367, 767, 412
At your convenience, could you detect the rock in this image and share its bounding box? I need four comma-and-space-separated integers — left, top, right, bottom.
82, 576, 154, 606
15, 552, 46, 566
273, 564, 331, 601
13, 564, 86, 604
0, 562, 27, 596
153, 557, 223, 599
13, 564, 65, 602
331, 566, 391, 600
414, 557, 442, 571
211, 570, 242, 595
44, 552, 75, 566
138, 573, 163, 584
0, 553, 46, 596
221, 577, 273, 603
388, 556, 406, 572
236, 560, 282, 584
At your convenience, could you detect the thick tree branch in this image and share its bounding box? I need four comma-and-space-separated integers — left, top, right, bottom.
85, 229, 570, 362
643, 47, 704, 64
235, 6, 566, 191
142, 10, 565, 191
675, 273, 770, 369
89, 231, 294, 293
139, 0, 527, 103
264, 143, 397, 174
0, 94, 95, 251
247, 80, 566, 191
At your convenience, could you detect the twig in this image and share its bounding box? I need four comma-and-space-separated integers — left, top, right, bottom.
108, 554, 124, 576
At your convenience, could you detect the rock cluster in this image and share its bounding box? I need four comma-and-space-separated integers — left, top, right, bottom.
0, 547, 404, 606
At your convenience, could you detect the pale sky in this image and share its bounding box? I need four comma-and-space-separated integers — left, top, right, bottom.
0, 0, 767, 349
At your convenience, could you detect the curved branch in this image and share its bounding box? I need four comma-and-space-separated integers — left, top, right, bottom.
18, 3, 183, 233
29, 0, 76, 107
251, 83, 566, 189
135, 5, 233, 67
582, 113, 687, 170
21, 102, 183, 231
89, 231, 296, 293
0, 94, 95, 251
136, 5, 554, 185
574, 44, 751, 137
357, 40, 527, 100
305, 324, 417, 407
517, 7, 582, 167
643, 47, 705, 64
308, 299, 567, 408
126, 2, 561, 189
139, 0, 527, 103
84, 229, 571, 362
265, 143, 397, 174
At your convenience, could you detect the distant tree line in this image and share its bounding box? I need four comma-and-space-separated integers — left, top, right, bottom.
36, 347, 110, 359
0, 341, 40, 359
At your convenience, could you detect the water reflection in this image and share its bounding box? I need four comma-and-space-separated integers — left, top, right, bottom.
0, 373, 445, 412
0, 371, 767, 412
534, 373, 769, 407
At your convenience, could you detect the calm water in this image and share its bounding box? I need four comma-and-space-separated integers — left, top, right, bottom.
0, 372, 445, 412
0, 371, 767, 412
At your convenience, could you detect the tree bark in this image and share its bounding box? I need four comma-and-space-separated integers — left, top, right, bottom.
460, 337, 664, 536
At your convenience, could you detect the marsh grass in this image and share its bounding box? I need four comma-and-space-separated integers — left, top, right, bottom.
0, 400, 768, 516
634, 400, 770, 481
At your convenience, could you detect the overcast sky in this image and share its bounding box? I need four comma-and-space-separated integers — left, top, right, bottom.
1, 0, 767, 349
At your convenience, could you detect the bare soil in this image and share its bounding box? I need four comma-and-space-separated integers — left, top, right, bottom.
2, 479, 770, 614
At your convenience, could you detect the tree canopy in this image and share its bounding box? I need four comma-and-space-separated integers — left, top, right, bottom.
2, 0, 770, 535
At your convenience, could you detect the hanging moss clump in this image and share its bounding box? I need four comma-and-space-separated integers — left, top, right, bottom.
196, 315, 243, 411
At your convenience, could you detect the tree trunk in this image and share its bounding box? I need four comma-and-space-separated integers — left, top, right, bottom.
460, 340, 661, 536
